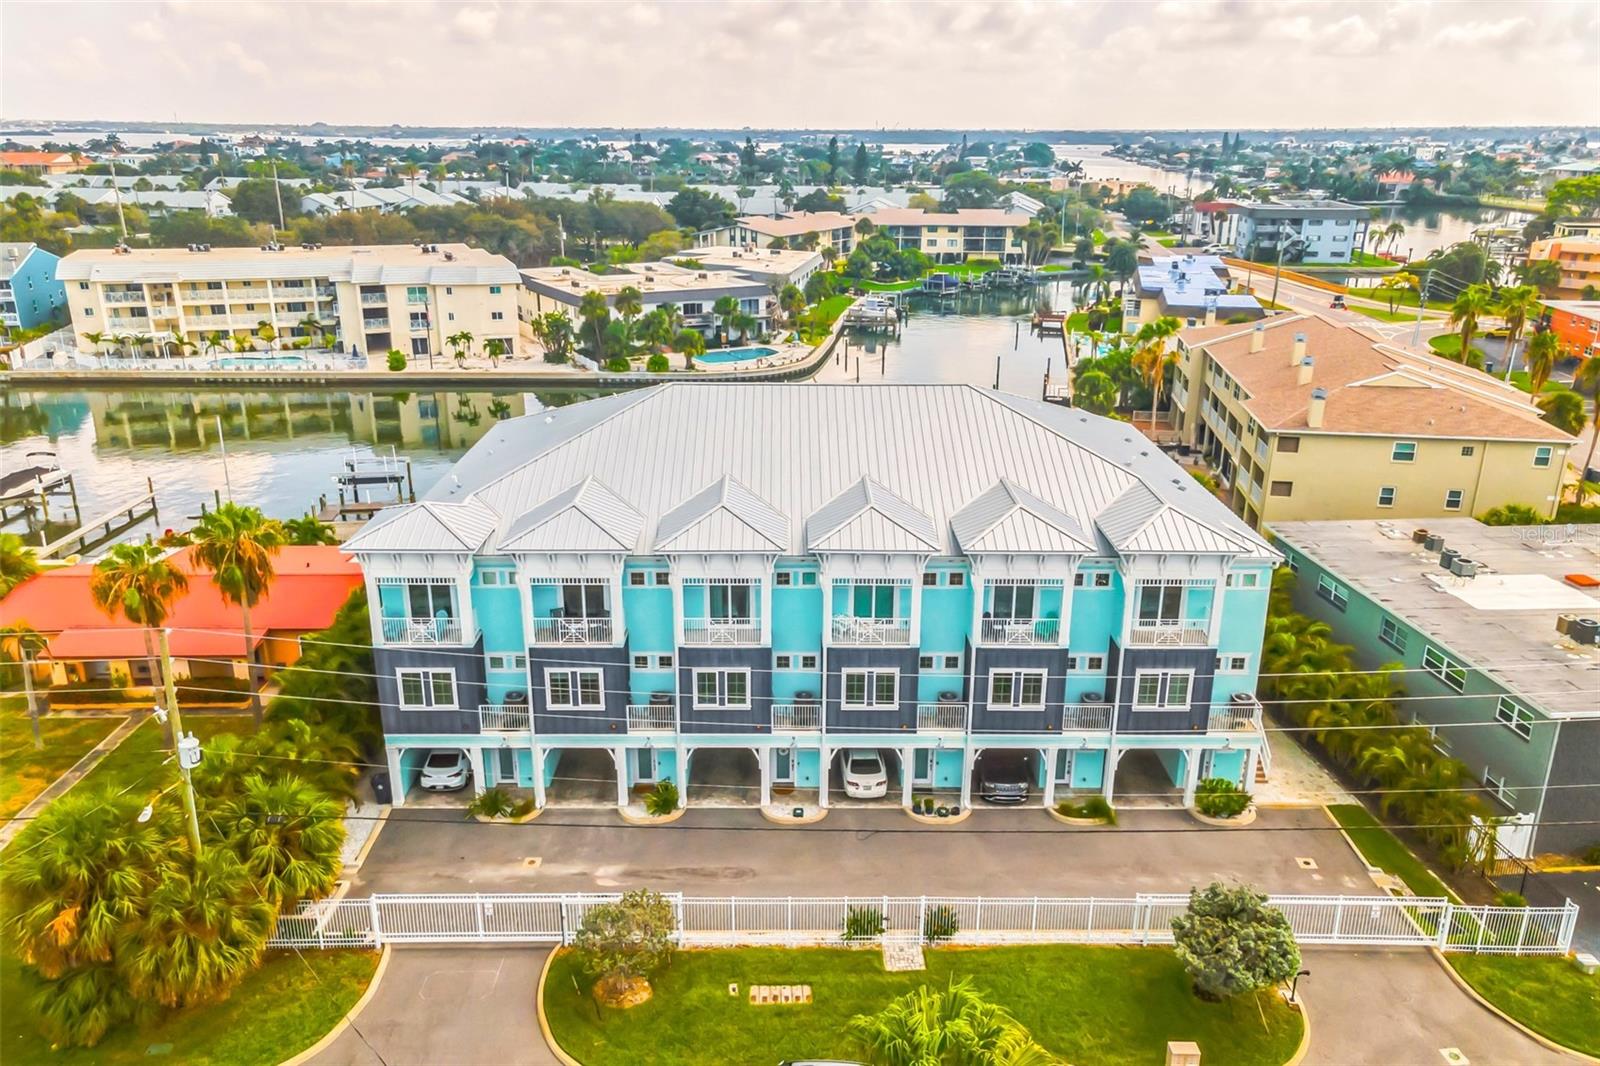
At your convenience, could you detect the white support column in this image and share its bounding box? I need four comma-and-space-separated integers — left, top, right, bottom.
386, 746, 406, 807
900, 746, 915, 808
676, 743, 689, 806
531, 745, 547, 808
959, 746, 974, 809
759, 573, 774, 648
466, 746, 486, 797
1042, 747, 1058, 810
613, 746, 630, 808
1181, 747, 1203, 807
1103, 746, 1117, 803
1243, 747, 1260, 795
818, 744, 831, 809
759, 747, 773, 808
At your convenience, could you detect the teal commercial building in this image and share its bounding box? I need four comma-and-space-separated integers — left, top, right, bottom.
1272, 519, 1600, 858
0, 242, 66, 333
345, 384, 1280, 811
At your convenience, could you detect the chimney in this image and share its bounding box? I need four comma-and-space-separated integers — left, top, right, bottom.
1298, 356, 1314, 386
1249, 324, 1265, 352
1307, 386, 1327, 428
1290, 331, 1307, 365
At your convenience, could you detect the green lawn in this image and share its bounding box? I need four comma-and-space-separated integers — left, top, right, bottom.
799, 294, 856, 342
0, 946, 377, 1066
1300, 252, 1395, 269
1428, 334, 1489, 363
1447, 956, 1600, 1057
1347, 304, 1418, 324
0, 697, 122, 821
1504, 370, 1575, 397
544, 945, 1303, 1066
1328, 804, 1456, 900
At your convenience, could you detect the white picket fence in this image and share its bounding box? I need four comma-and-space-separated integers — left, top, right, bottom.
270, 892, 1577, 956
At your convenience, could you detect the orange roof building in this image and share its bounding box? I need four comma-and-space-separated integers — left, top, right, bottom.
0, 150, 84, 175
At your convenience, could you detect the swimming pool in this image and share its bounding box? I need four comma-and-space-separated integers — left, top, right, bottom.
214, 355, 311, 369
697, 346, 778, 365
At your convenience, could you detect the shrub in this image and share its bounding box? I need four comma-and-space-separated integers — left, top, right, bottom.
1494, 890, 1529, 908
645, 353, 669, 373
1055, 796, 1116, 824
1194, 777, 1251, 819
386, 349, 406, 372
1584, 843, 1600, 865
468, 787, 516, 819
923, 904, 959, 943
605, 356, 630, 373
574, 889, 677, 1001
643, 779, 679, 817
510, 797, 537, 819
842, 905, 885, 942
1171, 882, 1301, 1001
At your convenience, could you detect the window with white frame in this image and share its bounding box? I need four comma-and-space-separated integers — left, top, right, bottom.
1377, 486, 1396, 508
656, 654, 673, 669
1494, 696, 1533, 740
989, 670, 1045, 709
1093, 572, 1111, 588
922, 572, 937, 586
486, 653, 527, 671
652, 571, 671, 586
1533, 446, 1553, 468
1067, 654, 1105, 672
1215, 654, 1249, 673
546, 668, 604, 709
693, 668, 750, 709
1225, 572, 1260, 588
1421, 646, 1466, 692
1315, 573, 1349, 610
629, 571, 647, 586
947, 571, 965, 586
479, 569, 513, 586
776, 572, 794, 586
918, 655, 935, 669
1391, 441, 1417, 462
1444, 489, 1464, 511
398, 669, 456, 709
1133, 670, 1192, 710
1483, 768, 1511, 806
1379, 616, 1407, 653
633, 654, 651, 669
842, 669, 898, 709
942, 654, 960, 670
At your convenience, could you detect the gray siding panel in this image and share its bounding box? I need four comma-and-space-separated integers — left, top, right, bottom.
1536, 718, 1600, 855
677, 647, 773, 734
530, 645, 630, 735
376, 641, 485, 736
970, 644, 1068, 734
1113, 643, 1214, 734
826, 646, 920, 734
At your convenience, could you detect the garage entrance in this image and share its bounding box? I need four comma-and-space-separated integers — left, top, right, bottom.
830, 747, 903, 807
970, 747, 1042, 807
686, 747, 760, 807
1114, 748, 1188, 808
542, 747, 620, 808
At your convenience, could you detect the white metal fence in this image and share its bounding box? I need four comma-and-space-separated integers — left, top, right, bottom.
269, 892, 1578, 956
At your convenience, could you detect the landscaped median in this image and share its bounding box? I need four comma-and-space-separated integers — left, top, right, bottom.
541, 944, 1305, 1066
1445, 955, 1600, 1058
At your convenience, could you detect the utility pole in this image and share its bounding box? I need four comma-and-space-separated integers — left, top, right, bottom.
158, 628, 204, 855
108, 156, 128, 241
271, 159, 286, 230
1411, 270, 1431, 348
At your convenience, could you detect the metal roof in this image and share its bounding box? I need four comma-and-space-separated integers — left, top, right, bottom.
356, 384, 1274, 560
342, 499, 498, 553
499, 477, 643, 553
949, 479, 1096, 554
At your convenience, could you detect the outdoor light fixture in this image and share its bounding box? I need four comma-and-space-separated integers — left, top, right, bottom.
1290, 969, 1310, 1003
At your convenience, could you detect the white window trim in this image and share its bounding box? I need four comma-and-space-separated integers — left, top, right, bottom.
1444, 489, 1464, 511
545, 667, 605, 710
487, 653, 527, 672
1215, 654, 1250, 674
1379, 617, 1407, 653
841, 668, 899, 710
1494, 696, 1533, 740
1533, 446, 1553, 468
1132, 669, 1195, 711
1421, 646, 1466, 692
988, 669, 1046, 710
397, 667, 457, 710
692, 668, 752, 710
1391, 440, 1417, 463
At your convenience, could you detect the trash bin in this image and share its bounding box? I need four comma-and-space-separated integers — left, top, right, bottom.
371, 770, 393, 805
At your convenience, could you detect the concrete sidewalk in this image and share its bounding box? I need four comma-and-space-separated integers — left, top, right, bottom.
0, 712, 145, 850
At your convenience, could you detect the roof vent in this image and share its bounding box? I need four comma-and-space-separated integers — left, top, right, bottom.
1307, 386, 1327, 428
1292, 331, 1307, 361
1297, 356, 1314, 386
1250, 324, 1266, 352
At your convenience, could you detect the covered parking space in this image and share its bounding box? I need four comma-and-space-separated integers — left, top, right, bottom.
683, 745, 762, 808
384, 742, 485, 808
968, 746, 1046, 808
827, 745, 905, 809
536, 745, 624, 809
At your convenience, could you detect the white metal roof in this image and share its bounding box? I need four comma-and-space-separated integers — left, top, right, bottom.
499, 477, 643, 554
348, 384, 1274, 561
343, 499, 498, 553
949, 478, 1096, 554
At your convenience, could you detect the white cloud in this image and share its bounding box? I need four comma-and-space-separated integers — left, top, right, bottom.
451, 5, 500, 43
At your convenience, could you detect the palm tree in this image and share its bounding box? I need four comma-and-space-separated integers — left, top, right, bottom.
1381, 220, 1407, 255
1524, 330, 1559, 395
1448, 284, 1493, 364
711, 295, 739, 345
637, 309, 672, 352
1495, 285, 1540, 379
191, 502, 285, 725
255, 320, 276, 351
211, 773, 345, 906
296, 313, 323, 347
1073, 369, 1117, 415
1, 623, 49, 748
1131, 316, 1181, 432
731, 310, 758, 343
778, 283, 806, 326
200, 331, 227, 359
847, 977, 1054, 1066
282, 514, 337, 545
446, 329, 475, 366
0, 531, 40, 598
614, 285, 643, 328
1573, 357, 1600, 503
483, 337, 507, 367
1374, 272, 1419, 314
674, 328, 705, 370
820, 245, 838, 269
89, 542, 188, 739
577, 290, 610, 355
81, 330, 107, 357
1085, 263, 1110, 305
1538, 389, 1585, 434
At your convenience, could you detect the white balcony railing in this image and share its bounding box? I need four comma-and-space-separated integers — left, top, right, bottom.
626, 704, 675, 733
362, 317, 391, 330
979, 617, 1061, 646
530, 617, 614, 646
830, 616, 912, 646
772, 703, 821, 732
1060, 703, 1113, 732
1208, 699, 1263, 733
380, 616, 465, 645
360, 292, 388, 305
917, 702, 967, 732
104, 291, 147, 304
1127, 623, 1211, 647
682, 618, 761, 646
478, 704, 530, 733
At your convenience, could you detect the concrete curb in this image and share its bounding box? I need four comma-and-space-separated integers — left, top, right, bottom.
1283, 991, 1312, 1066
907, 807, 972, 826
472, 807, 545, 824
761, 805, 828, 825
536, 948, 586, 1066
346, 806, 391, 872
618, 805, 685, 826
277, 945, 391, 1066
1189, 805, 1258, 828
1429, 950, 1600, 1064
1045, 807, 1114, 827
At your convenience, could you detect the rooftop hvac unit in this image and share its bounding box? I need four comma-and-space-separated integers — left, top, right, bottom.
1556, 614, 1578, 635
1440, 548, 1460, 570
1423, 534, 1445, 552
1569, 618, 1599, 645
1412, 528, 1430, 544
1449, 557, 1479, 578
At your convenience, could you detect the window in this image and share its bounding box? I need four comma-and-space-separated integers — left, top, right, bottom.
918, 655, 935, 669
1315, 573, 1349, 610
1379, 616, 1407, 653
78, 281, 88, 290
653, 571, 670, 586
1494, 696, 1533, 740
403, 582, 455, 621
1133, 670, 1192, 710
656, 654, 673, 669
1136, 582, 1183, 624
1270, 481, 1294, 497
681, 302, 703, 315
777, 654, 794, 669
800, 571, 818, 586
989, 670, 1045, 709
486, 654, 527, 671
990, 583, 1036, 621
1391, 441, 1417, 462
798, 654, 818, 670
1068, 655, 1105, 672
633, 654, 651, 669
708, 582, 752, 621
83, 307, 94, 316
842, 669, 898, 709
398, 669, 456, 709
1377, 486, 1396, 508
943, 655, 960, 670
1461, 445, 1475, 457
446, 287, 454, 295
1422, 646, 1466, 692
447, 312, 455, 322
1073, 573, 1084, 587
1444, 489, 1464, 511
1093, 572, 1110, 588
922, 572, 938, 586
491, 311, 504, 321
1216, 655, 1249, 673
1277, 436, 1300, 453
629, 571, 646, 586
1483, 768, 1511, 806
1533, 446, 1553, 468
411, 337, 430, 355
693, 668, 750, 708
546, 669, 603, 709
947, 572, 965, 587
776, 572, 794, 586
490, 285, 502, 294
1226, 572, 1260, 588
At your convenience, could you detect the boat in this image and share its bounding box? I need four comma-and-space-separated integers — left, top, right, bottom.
921, 272, 961, 297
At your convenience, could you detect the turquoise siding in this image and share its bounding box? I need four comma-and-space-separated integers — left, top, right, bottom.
1155, 749, 1187, 787
1068, 570, 1122, 652
772, 583, 823, 651
1207, 749, 1246, 787
920, 577, 973, 655
473, 586, 524, 651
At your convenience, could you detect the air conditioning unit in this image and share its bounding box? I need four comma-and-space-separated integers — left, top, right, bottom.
1440, 548, 1460, 570
1556, 614, 1578, 635
1570, 618, 1600, 646
1450, 557, 1479, 578
1081, 693, 1105, 704
1423, 534, 1445, 552
1229, 692, 1256, 705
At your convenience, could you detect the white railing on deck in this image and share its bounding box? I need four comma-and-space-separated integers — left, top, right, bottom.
681, 618, 761, 645
626, 704, 675, 733
830, 616, 912, 645
530, 617, 613, 645
269, 892, 1579, 956
771, 703, 821, 732
979, 618, 1061, 646
1060, 703, 1113, 731
1207, 700, 1262, 732
478, 704, 529, 732
916, 703, 967, 732
1127, 623, 1210, 647
380, 616, 464, 645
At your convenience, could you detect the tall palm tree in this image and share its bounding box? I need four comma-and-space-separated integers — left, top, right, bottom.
731, 310, 758, 343
81, 330, 107, 357
0, 531, 40, 598
1374, 272, 1419, 314
1, 623, 49, 748
446, 329, 475, 365
1131, 316, 1181, 432
1448, 283, 1493, 364
191, 502, 284, 725
1495, 285, 1540, 379
1524, 330, 1559, 395
578, 290, 610, 355
211, 773, 345, 906
282, 514, 337, 545
89, 542, 188, 741
255, 320, 276, 351
712, 295, 739, 345
1574, 357, 1600, 503
614, 285, 643, 328
1381, 220, 1407, 254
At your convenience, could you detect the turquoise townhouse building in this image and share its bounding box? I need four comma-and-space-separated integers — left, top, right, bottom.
0, 241, 67, 333
344, 384, 1280, 810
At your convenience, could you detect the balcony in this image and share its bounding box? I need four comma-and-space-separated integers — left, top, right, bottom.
979, 617, 1061, 646
626, 704, 675, 733
1060, 703, 1113, 732
363, 317, 391, 330
104, 291, 146, 304
1208, 698, 1262, 733
316, 285, 336, 298
682, 618, 761, 646
478, 704, 530, 733
829, 616, 912, 646
530, 616, 614, 646
360, 292, 387, 305
1127, 623, 1211, 647
772, 702, 821, 732
916, 702, 967, 732
380, 616, 465, 645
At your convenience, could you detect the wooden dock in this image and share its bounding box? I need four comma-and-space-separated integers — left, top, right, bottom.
37, 478, 158, 559
1032, 312, 1066, 334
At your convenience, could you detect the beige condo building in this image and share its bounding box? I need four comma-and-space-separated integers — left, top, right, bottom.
1168, 315, 1572, 528
57, 242, 522, 361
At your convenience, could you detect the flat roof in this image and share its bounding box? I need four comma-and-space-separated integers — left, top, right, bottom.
57, 242, 520, 286
1545, 300, 1600, 323
1270, 519, 1600, 719
520, 262, 768, 302
678, 245, 821, 276
731, 211, 858, 238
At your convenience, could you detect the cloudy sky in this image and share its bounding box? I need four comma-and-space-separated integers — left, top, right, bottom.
2, 0, 1596, 130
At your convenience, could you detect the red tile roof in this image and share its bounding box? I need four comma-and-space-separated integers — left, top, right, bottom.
0, 546, 362, 661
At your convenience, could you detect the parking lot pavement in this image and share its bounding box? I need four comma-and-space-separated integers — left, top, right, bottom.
310, 947, 558, 1066
349, 805, 1378, 898
1299, 948, 1575, 1065
1505, 868, 1600, 955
